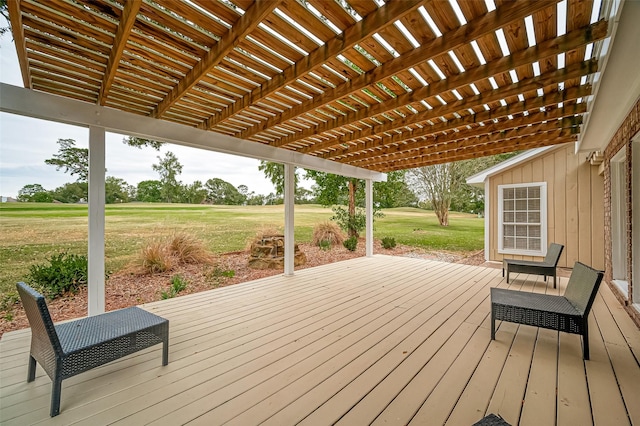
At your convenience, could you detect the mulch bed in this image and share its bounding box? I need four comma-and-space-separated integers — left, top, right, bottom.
0, 242, 485, 338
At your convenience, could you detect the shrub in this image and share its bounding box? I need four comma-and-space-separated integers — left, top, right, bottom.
343, 236, 358, 251
140, 241, 174, 273
318, 239, 332, 251
169, 233, 214, 264
312, 221, 345, 247
27, 252, 89, 298
161, 274, 188, 299
381, 237, 397, 249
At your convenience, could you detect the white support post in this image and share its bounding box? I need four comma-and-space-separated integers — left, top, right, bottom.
484, 179, 490, 262
365, 179, 374, 257
88, 126, 106, 316
284, 164, 295, 276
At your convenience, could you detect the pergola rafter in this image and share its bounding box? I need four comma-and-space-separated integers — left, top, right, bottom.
3, 0, 607, 173
238, 0, 556, 143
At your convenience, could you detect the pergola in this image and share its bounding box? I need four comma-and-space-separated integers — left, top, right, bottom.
1, 0, 637, 315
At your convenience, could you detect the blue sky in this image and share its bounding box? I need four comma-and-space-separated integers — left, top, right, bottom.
0, 28, 284, 198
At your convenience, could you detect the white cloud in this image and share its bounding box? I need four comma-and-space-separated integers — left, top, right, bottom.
0, 31, 283, 198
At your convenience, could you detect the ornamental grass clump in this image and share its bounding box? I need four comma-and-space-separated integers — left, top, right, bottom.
169, 232, 214, 265
139, 233, 214, 274
312, 221, 345, 248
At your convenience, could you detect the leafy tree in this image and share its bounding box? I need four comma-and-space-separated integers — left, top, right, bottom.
45, 139, 89, 182
123, 136, 164, 151
246, 193, 266, 205
17, 184, 53, 202
51, 182, 88, 203
152, 151, 183, 203
105, 177, 131, 204
205, 178, 244, 205
181, 180, 208, 204
0, 0, 10, 36
374, 170, 418, 208
258, 161, 302, 196
136, 180, 163, 202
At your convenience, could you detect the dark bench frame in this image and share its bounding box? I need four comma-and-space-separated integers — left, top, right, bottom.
502, 243, 564, 288
17, 282, 169, 417
491, 262, 603, 360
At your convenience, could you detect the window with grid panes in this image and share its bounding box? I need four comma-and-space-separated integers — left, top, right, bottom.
498, 183, 547, 256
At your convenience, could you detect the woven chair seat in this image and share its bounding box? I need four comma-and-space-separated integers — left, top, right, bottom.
491, 262, 603, 360
16, 282, 169, 417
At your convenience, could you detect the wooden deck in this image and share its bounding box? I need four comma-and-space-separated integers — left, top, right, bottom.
1, 256, 638, 425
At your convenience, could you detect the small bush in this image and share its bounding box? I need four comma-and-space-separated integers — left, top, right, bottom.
140, 241, 174, 273
343, 236, 358, 252
312, 222, 345, 247
27, 252, 89, 298
169, 233, 214, 264
381, 237, 397, 249
206, 265, 236, 288
318, 239, 332, 251
161, 274, 188, 299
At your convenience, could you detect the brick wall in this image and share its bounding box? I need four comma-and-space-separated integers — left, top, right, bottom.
603, 98, 639, 327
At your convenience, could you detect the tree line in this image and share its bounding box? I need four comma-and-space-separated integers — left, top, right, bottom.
16, 137, 518, 227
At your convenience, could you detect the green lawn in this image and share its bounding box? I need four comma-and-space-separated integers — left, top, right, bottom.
0, 203, 484, 303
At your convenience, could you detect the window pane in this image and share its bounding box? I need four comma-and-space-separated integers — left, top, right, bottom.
528, 212, 540, 223
516, 212, 527, 222
529, 226, 541, 237
504, 225, 515, 237
504, 212, 514, 222
504, 188, 514, 199
516, 225, 528, 237
504, 200, 514, 211
516, 238, 528, 250
515, 187, 528, 198
529, 186, 540, 198
516, 199, 527, 210
504, 237, 514, 249
529, 238, 541, 250
528, 199, 540, 210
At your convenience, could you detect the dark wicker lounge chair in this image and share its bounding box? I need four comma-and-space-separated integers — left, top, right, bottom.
491, 262, 603, 360
502, 243, 564, 288
16, 282, 169, 417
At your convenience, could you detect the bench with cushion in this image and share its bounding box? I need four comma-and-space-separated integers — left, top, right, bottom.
17, 282, 169, 416
491, 262, 603, 360
502, 243, 564, 288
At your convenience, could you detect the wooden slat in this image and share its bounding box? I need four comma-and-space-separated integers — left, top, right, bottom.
153, 0, 280, 118
98, 0, 141, 105
2, 257, 638, 425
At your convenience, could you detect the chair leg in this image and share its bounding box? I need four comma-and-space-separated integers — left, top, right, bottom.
50, 377, 62, 417
162, 336, 169, 366
506, 270, 510, 284
27, 355, 36, 382
491, 307, 496, 339
553, 272, 557, 289
583, 322, 590, 360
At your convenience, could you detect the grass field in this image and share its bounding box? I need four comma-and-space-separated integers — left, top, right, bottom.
0, 203, 483, 303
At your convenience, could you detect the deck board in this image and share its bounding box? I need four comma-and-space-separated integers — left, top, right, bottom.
1, 256, 638, 426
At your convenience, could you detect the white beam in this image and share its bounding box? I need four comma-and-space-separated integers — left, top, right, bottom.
284, 164, 295, 276
365, 179, 373, 257
0, 83, 386, 182
88, 126, 106, 315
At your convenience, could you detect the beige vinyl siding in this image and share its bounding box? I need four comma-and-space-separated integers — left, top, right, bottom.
488, 144, 604, 269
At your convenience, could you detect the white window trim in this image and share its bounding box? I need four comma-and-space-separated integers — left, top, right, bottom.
498, 182, 547, 256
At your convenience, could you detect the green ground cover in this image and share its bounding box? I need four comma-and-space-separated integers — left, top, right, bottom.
0, 203, 483, 303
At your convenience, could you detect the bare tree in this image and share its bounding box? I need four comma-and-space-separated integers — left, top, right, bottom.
407, 163, 466, 226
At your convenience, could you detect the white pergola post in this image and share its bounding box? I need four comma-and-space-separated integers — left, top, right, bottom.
88, 126, 106, 316
284, 164, 295, 276
365, 178, 374, 257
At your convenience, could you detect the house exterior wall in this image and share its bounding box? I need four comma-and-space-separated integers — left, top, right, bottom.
487, 143, 605, 270
603, 98, 639, 327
